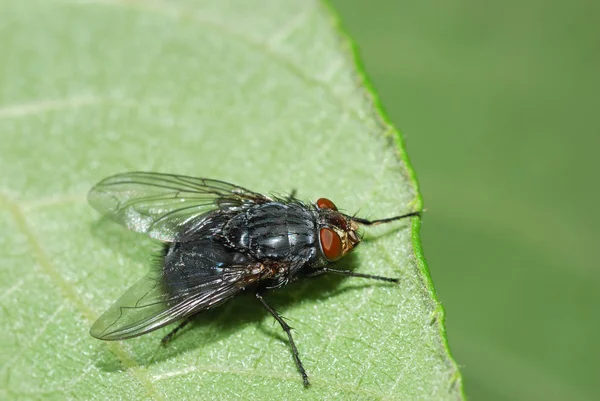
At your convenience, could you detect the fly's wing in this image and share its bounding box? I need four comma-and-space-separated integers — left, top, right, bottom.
90, 262, 259, 341
88, 171, 272, 242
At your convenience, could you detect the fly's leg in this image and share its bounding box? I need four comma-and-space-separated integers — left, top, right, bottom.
161, 316, 193, 346
255, 292, 309, 387
309, 267, 399, 283
351, 210, 421, 226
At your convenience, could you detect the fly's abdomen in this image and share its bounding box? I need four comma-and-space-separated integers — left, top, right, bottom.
162, 238, 254, 296
223, 202, 317, 261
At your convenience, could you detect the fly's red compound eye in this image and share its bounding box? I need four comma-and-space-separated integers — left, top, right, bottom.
316, 197, 337, 211
319, 227, 343, 261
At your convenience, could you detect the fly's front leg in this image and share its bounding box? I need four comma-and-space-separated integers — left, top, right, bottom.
309, 267, 399, 283
255, 292, 309, 387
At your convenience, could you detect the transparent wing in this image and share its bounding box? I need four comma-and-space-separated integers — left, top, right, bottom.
90, 263, 257, 341
88, 171, 271, 242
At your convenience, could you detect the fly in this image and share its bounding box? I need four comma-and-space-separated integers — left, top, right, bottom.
88, 171, 421, 387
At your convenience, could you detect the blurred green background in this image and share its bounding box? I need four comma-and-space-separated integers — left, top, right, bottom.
331, 0, 599, 400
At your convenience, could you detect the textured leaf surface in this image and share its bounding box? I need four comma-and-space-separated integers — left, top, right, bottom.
0, 0, 462, 399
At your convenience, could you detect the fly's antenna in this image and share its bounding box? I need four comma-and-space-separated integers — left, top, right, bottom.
352, 210, 422, 226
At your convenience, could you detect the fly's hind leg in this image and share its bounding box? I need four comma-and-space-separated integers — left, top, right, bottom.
161, 316, 193, 346
256, 292, 309, 387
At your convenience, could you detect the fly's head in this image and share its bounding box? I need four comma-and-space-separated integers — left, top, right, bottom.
314, 197, 422, 265
314, 197, 361, 263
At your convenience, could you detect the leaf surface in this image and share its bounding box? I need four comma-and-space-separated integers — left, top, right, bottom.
0, 0, 462, 399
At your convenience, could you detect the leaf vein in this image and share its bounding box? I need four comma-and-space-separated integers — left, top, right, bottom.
1, 196, 166, 401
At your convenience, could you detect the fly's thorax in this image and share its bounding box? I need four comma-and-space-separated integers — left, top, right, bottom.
221, 201, 318, 264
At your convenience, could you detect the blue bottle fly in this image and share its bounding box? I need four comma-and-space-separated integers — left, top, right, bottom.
88, 172, 420, 387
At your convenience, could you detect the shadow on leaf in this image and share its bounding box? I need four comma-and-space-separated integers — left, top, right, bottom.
89, 219, 402, 373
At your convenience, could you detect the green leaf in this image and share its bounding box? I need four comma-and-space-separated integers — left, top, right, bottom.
0, 0, 463, 399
